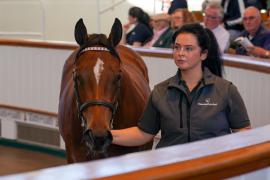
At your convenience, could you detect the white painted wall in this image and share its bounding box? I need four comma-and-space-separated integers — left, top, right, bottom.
0, 0, 208, 41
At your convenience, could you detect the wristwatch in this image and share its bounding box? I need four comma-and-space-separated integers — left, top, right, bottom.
265, 50, 270, 58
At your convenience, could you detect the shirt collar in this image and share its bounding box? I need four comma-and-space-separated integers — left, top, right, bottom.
168, 67, 216, 90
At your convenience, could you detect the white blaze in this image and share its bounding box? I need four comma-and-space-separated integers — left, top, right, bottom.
93, 58, 104, 84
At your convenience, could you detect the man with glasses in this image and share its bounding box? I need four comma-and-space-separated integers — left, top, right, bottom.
202, 2, 230, 53
235, 6, 270, 58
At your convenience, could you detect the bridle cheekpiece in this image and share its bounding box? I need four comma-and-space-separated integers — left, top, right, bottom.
72, 46, 121, 136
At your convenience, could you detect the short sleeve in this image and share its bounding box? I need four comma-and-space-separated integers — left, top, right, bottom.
227, 83, 251, 129
138, 92, 160, 135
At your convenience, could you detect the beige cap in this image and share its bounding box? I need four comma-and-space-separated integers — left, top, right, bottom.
151, 13, 170, 21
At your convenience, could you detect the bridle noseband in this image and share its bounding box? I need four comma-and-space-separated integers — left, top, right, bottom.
72, 46, 121, 135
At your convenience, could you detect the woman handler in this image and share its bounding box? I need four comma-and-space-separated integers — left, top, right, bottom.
112, 23, 251, 148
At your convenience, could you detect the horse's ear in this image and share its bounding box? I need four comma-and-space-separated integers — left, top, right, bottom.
74, 18, 88, 46
108, 18, 122, 47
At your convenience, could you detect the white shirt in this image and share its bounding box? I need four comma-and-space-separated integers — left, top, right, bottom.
211, 25, 230, 52
201, 23, 230, 53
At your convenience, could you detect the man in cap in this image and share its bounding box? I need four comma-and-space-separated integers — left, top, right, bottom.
144, 13, 174, 48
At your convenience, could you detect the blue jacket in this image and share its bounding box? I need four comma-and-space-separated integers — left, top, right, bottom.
126, 23, 153, 46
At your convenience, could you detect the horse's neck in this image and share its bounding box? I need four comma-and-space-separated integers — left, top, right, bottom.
122, 64, 150, 100
117, 45, 149, 82
113, 65, 150, 128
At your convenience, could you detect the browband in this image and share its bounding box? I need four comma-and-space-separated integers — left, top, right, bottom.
81, 46, 109, 53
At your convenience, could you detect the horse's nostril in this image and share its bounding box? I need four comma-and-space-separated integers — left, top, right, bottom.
83, 129, 94, 142
83, 129, 90, 136
91, 131, 112, 151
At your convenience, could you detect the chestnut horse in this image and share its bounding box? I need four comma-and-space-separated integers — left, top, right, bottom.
58, 18, 152, 163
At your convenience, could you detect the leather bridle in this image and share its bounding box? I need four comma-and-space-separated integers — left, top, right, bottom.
72, 46, 121, 135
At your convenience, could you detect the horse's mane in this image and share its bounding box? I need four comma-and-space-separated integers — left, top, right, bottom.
87, 34, 108, 47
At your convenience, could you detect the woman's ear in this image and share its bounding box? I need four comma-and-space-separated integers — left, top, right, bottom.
201, 50, 208, 61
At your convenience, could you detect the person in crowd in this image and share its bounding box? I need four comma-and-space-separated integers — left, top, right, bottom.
171, 8, 197, 31
234, 6, 270, 58
168, 0, 188, 15
202, 1, 230, 52
122, 6, 153, 47
111, 23, 251, 149
144, 13, 174, 48
221, 0, 245, 41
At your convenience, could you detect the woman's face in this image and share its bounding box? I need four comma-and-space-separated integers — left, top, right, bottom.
173, 33, 207, 72
171, 11, 184, 29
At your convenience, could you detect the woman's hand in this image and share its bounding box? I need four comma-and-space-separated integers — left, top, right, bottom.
123, 23, 131, 31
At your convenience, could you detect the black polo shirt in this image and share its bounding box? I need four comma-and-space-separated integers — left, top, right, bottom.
138, 68, 250, 148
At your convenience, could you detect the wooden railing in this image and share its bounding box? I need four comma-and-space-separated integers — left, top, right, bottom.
2, 125, 270, 179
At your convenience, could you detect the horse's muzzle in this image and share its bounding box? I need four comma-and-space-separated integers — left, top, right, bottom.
83, 129, 113, 153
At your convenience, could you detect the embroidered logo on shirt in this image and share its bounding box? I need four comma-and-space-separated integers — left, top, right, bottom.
197, 98, 218, 106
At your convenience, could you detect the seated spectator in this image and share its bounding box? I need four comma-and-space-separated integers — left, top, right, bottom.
171, 8, 197, 31
144, 13, 174, 48
122, 7, 153, 47
168, 0, 188, 15
202, 1, 230, 52
234, 6, 270, 58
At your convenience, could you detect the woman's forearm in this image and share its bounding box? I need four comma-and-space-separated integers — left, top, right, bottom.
111, 127, 154, 146
232, 125, 251, 132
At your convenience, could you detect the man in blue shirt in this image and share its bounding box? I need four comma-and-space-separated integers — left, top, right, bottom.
235, 6, 270, 58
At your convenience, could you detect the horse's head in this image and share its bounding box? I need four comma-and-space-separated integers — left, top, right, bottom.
73, 18, 122, 154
